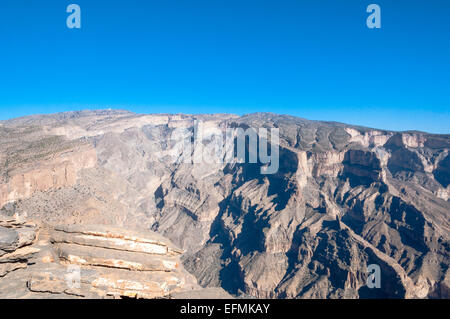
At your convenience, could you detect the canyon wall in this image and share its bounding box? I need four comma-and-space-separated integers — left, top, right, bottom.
0, 110, 448, 299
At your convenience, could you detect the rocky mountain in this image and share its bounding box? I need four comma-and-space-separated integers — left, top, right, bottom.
0, 110, 448, 299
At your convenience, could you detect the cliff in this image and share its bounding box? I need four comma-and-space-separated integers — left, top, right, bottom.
0, 110, 448, 299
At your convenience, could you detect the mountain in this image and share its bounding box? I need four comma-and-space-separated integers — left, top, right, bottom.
0, 110, 448, 298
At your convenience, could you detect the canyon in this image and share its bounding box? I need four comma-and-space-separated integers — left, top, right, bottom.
0, 110, 448, 298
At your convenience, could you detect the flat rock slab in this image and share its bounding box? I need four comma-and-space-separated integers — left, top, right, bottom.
0, 246, 40, 263
54, 224, 178, 246
51, 231, 169, 256
89, 267, 189, 298
15, 227, 37, 248
55, 243, 180, 271
0, 214, 26, 228
52, 224, 183, 255
26, 263, 187, 299
0, 226, 19, 251
0, 262, 27, 277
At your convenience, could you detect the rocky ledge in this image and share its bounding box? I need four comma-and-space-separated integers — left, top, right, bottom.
0, 213, 231, 299
0, 214, 39, 279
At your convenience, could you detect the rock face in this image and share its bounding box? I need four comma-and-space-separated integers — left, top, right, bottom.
0, 137, 97, 209
0, 214, 39, 279
0, 110, 449, 299
0, 213, 232, 299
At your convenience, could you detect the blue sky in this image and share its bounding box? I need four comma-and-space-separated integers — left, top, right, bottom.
0, 1, 449, 133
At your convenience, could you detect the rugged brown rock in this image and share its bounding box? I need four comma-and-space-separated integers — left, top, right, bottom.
0, 110, 448, 299
0, 213, 230, 298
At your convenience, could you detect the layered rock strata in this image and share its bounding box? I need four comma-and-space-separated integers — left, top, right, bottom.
0, 110, 448, 299
0, 213, 231, 298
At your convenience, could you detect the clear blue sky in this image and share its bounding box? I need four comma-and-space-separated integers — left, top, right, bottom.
0, 1, 449, 133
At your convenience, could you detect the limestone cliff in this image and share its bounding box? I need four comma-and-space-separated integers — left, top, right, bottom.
0, 213, 230, 298
0, 110, 448, 299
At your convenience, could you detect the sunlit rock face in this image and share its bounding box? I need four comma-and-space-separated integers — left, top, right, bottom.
0, 110, 449, 299
0, 214, 232, 299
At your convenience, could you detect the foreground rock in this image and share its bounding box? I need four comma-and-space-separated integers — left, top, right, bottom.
0, 214, 230, 299
0, 214, 39, 279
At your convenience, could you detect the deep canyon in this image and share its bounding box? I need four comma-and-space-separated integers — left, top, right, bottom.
0, 110, 448, 299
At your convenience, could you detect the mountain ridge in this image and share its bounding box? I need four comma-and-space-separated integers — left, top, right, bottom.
2, 109, 449, 136
0, 110, 448, 298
